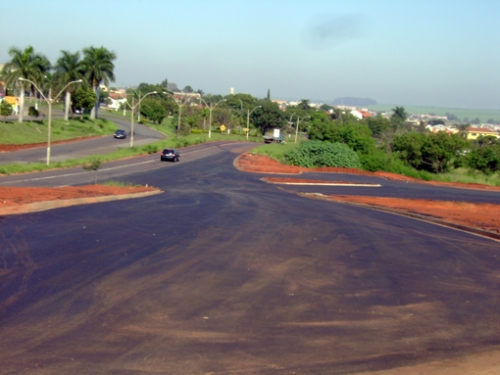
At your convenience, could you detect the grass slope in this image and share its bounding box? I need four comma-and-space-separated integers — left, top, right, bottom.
0, 117, 118, 145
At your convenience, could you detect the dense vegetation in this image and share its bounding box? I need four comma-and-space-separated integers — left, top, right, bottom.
284, 141, 361, 168
1, 45, 499, 185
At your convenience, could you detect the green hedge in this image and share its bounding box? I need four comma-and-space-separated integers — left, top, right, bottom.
284, 141, 361, 168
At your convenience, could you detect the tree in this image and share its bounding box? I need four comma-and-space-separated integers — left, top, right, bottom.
467, 144, 500, 175
83, 157, 103, 184
250, 100, 286, 135
393, 132, 468, 173
364, 115, 394, 138
2, 46, 50, 123
54, 50, 85, 120
82, 46, 116, 120
72, 85, 97, 114
456, 123, 469, 139
390, 106, 407, 130
309, 121, 375, 155
183, 85, 193, 93
298, 99, 311, 111
0, 100, 13, 122
420, 132, 468, 173
140, 98, 167, 124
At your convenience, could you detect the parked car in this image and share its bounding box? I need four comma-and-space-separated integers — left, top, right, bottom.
114, 129, 127, 139
160, 148, 180, 162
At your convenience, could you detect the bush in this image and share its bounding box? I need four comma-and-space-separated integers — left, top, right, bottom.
284, 141, 361, 168
28, 106, 39, 117
143, 144, 158, 154
0, 101, 13, 120
466, 144, 500, 175
83, 157, 103, 184
359, 150, 393, 172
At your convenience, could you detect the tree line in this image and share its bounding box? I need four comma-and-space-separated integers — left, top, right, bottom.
1, 45, 498, 177
1, 45, 116, 122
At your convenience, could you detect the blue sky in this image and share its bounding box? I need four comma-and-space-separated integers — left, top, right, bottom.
2, 0, 499, 109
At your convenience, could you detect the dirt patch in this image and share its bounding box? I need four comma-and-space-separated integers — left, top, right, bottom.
238, 154, 500, 236
320, 195, 500, 234
0, 185, 160, 215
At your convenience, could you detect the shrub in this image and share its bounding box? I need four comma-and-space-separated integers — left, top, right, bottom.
359, 149, 393, 172
28, 106, 39, 117
284, 140, 361, 168
466, 144, 500, 175
143, 144, 158, 154
83, 157, 103, 184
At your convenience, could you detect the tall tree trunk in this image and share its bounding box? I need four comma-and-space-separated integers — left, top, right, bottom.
90, 85, 100, 120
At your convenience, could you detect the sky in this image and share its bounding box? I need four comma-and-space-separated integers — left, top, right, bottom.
2, 0, 499, 109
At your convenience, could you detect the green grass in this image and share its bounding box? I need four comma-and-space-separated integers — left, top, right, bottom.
101, 180, 143, 188
432, 168, 500, 187
0, 117, 118, 145
249, 142, 301, 162
367, 104, 500, 124
247, 142, 500, 187
0, 120, 263, 175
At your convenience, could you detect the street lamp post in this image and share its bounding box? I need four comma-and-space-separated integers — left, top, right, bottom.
167, 94, 192, 138
129, 89, 142, 122
18, 77, 82, 165
246, 105, 261, 140
295, 115, 310, 144
199, 98, 227, 138
127, 90, 157, 147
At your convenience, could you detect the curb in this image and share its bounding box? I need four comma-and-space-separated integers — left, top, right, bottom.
0, 190, 163, 216
300, 193, 500, 242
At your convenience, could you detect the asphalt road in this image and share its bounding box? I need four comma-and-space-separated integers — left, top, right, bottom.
1, 143, 500, 375
0, 112, 166, 165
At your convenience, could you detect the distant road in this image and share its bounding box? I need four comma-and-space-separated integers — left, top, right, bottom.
0, 112, 166, 165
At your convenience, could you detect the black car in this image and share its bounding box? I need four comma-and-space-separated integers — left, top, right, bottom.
160, 148, 180, 162
114, 129, 127, 139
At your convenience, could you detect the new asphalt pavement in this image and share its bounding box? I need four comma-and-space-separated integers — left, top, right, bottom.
1, 142, 500, 374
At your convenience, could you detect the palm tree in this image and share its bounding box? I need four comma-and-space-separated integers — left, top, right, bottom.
2, 46, 50, 123
81, 46, 116, 119
391, 106, 408, 130
54, 50, 85, 120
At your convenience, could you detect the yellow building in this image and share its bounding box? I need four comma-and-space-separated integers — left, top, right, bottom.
465, 127, 499, 140
3, 96, 19, 106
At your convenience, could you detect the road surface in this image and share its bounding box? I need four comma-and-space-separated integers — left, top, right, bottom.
1, 142, 499, 375
0, 112, 166, 165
